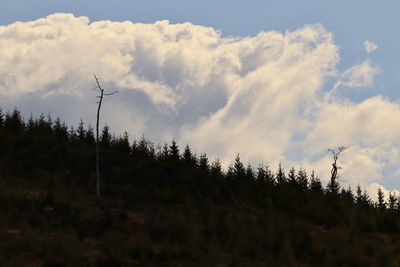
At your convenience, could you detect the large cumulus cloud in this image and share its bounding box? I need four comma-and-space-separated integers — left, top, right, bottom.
1, 13, 399, 192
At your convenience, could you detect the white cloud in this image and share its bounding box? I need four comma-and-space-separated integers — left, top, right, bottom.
364, 40, 378, 54
0, 14, 399, 192
334, 60, 379, 89
366, 183, 400, 202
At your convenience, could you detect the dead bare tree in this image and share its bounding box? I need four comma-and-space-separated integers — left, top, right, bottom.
93, 74, 118, 202
327, 146, 346, 194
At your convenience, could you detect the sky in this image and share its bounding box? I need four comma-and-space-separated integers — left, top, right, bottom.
1, 1, 399, 199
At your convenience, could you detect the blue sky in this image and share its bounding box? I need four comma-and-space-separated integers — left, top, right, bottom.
1, 1, 400, 195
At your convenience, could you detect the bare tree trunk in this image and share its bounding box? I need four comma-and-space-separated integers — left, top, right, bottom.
94, 74, 103, 202
93, 74, 117, 204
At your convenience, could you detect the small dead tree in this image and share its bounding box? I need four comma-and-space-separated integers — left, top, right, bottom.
327, 146, 346, 194
93, 74, 118, 202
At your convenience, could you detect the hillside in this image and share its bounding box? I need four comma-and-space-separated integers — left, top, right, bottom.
0, 108, 400, 266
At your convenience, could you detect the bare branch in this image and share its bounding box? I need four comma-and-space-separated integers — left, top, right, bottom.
104, 90, 119, 96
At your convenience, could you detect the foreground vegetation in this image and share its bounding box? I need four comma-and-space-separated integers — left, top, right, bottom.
0, 108, 400, 266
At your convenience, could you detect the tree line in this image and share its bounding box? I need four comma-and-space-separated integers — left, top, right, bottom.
1, 106, 400, 265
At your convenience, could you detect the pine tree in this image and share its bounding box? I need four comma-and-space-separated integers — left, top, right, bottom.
276, 163, 286, 184
309, 171, 322, 193
288, 167, 296, 186
27, 114, 35, 133
327, 176, 340, 195
85, 125, 95, 143
68, 126, 77, 141
117, 131, 130, 154
77, 120, 86, 141
210, 158, 222, 177
198, 153, 209, 175
377, 187, 386, 210
296, 168, 308, 190
362, 188, 372, 208
5, 108, 24, 134
161, 143, 169, 160
388, 191, 397, 210
53, 118, 68, 138
183, 144, 196, 167
245, 164, 255, 181
100, 125, 112, 148
169, 139, 180, 161
233, 154, 245, 179
256, 164, 267, 185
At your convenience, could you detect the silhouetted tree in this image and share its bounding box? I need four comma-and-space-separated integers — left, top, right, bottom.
309, 171, 322, 193
26, 114, 35, 133
117, 132, 130, 155
77, 120, 86, 141
296, 168, 308, 190
388, 192, 397, 210
377, 187, 386, 210
183, 145, 196, 167
93, 74, 118, 200
276, 163, 286, 184
169, 139, 180, 161
68, 126, 77, 141
210, 158, 223, 177
198, 154, 210, 175
233, 154, 245, 179
288, 167, 296, 187
5, 108, 24, 134
101, 125, 112, 148
256, 164, 267, 185
245, 164, 255, 181
85, 125, 95, 144
161, 143, 169, 160
327, 146, 346, 194
53, 118, 68, 138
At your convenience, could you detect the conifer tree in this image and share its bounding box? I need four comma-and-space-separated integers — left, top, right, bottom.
101, 125, 112, 148
309, 171, 322, 193
256, 164, 267, 184
85, 125, 95, 143
363, 188, 372, 207
245, 164, 255, 181
117, 131, 130, 154
210, 158, 222, 177
68, 126, 77, 141
77, 120, 86, 141
233, 154, 245, 179
27, 114, 35, 133
161, 143, 169, 160
377, 187, 386, 210
276, 163, 286, 184
183, 144, 196, 167
355, 185, 363, 205
288, 167, 296, 186
53, 118, 68, 138
296, 168, 308, 190
169, 139, 180, 161
5, 108, 24, 134
388, 191, 397, 210
198, 153, 210, 175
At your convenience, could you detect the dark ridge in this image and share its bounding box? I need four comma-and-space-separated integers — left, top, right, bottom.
0, 107, 399, 266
